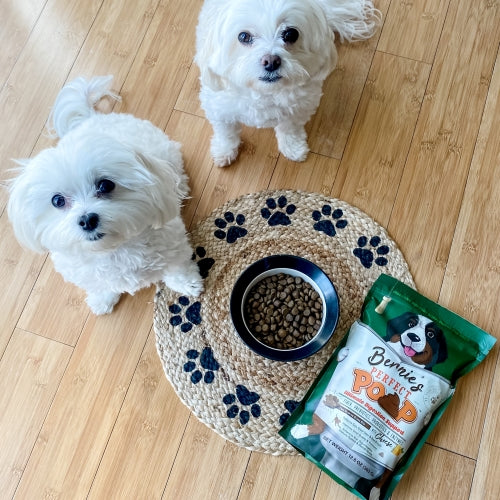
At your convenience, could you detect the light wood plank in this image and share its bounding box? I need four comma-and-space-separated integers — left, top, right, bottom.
387, 0, 500, 300
175, 63, 203, 117
331, 51, 430, 225
0, 329, 72, 499
378, 0, 450, 63
426, 46, 500, 457
0, 0, 48, 87
15, 289, 153, 498
314, 443, 475, 500
117, 0, 202, 128
161, 416, 250, 500
88, 331, 191, 499
239, 454, 320, 500
269, 153, 340, 196
17, 259, 88, 346
0, 0, 104, 210
165, 111, 215, 228
0, 213, 45, 356
191, 126, 279, 225
469, 348, 500, 500
306, 40, 376, 160
68, 0, 162, 84
306, 0, 390, 159
392, 444, 475, 500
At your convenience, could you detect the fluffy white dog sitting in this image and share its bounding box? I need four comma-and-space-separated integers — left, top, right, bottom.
7, 76, 203, 315
195, 0, 380, 166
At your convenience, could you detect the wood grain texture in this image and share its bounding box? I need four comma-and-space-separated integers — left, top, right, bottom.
331, 51, 431, 225
14, 291, 154, 498
17, 260, 88, 346
378, 0, 450, 63
0, 0, 104, 210
0, 215, 46, 357
239, 454, 320, 500
1, 0, 499, 498
428, 45, 500, 457
387, 0, 500, 300
0, 329, 72, 499
88, 331, 191, 499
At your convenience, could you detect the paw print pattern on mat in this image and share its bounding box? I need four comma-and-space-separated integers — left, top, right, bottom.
169, 296, 202, 332
353, 236, 390, 269
184, 347, 220, 384
223, 385, 261, 425
214, 211, 247, 243
261, 196, 296, 226
192, 246, 215, 279
312, 205, 348, 237
279, 400, 300, 426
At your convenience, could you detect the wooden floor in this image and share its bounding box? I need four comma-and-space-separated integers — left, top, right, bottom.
1, 0, 499, 498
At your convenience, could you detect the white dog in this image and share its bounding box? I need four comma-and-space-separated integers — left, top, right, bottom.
7, 76, 203, 315
195, 0, 380, 166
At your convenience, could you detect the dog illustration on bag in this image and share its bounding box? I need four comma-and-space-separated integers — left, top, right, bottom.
385, 312, 448, 370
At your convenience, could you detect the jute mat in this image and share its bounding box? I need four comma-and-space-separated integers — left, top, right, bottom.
154, 190, 414, 455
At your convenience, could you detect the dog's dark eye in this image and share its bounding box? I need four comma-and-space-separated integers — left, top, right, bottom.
408, 319, 417, 328
427, 330, 435, 339
51, 194, 66, 208
238, 32, 253, 45
282, 27, 299, 44
96, 179, 115, 195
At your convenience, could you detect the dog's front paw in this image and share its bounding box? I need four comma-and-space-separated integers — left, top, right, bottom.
277, 134, 309, 162
275, 125, 309, 162
164, 268, 204, 297
86, 292, 121, 315
211, 136, 240, 167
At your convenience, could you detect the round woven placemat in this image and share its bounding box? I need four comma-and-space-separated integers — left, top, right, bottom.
154, 190, 414, 455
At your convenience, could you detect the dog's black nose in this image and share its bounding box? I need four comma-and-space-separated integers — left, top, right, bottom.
78, 213, 99, 231
261, 54, 281, 72
407, 332, 421, 343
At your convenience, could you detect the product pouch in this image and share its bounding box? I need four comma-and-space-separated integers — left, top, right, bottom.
279, 274, 496, 500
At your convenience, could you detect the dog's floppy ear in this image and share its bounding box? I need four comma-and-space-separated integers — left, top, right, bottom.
385, 312, 417, 341
134, 146, 187, 229
194, 3, 229, 91
6, 160, 46, 253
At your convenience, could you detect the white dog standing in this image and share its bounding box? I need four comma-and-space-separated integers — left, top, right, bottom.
7, 76, 203, 315
195, 0, 380, 166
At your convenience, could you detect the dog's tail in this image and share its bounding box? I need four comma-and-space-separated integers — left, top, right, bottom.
49, 75, 121, 138
318, 0, 382, 43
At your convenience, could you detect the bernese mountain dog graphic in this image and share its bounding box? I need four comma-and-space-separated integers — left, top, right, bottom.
385, 311, 448, 370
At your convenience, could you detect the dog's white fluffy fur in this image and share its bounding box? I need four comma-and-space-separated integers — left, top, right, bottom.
195, 0, 380, 166
7, 76, 203, 315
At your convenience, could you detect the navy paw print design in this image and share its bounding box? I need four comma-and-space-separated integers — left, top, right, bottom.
353, 236, 390, 269
192, 246, 214, 279
169, 296, 202, 332
184, 347, 220, 384
312, 205, 348, 237
223, 385, 261, 425
214, 211, 247, 243
261, 196, 296, 226
279, 400, 300, 426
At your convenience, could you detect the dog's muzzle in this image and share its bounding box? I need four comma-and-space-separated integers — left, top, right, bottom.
78, 213, 104, 241
259, 54, 282, 83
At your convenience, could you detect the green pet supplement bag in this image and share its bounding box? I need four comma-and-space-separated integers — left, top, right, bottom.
279, 274, 496, 500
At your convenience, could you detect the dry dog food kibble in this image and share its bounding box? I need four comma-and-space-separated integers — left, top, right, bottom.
244, 273, 322, 349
